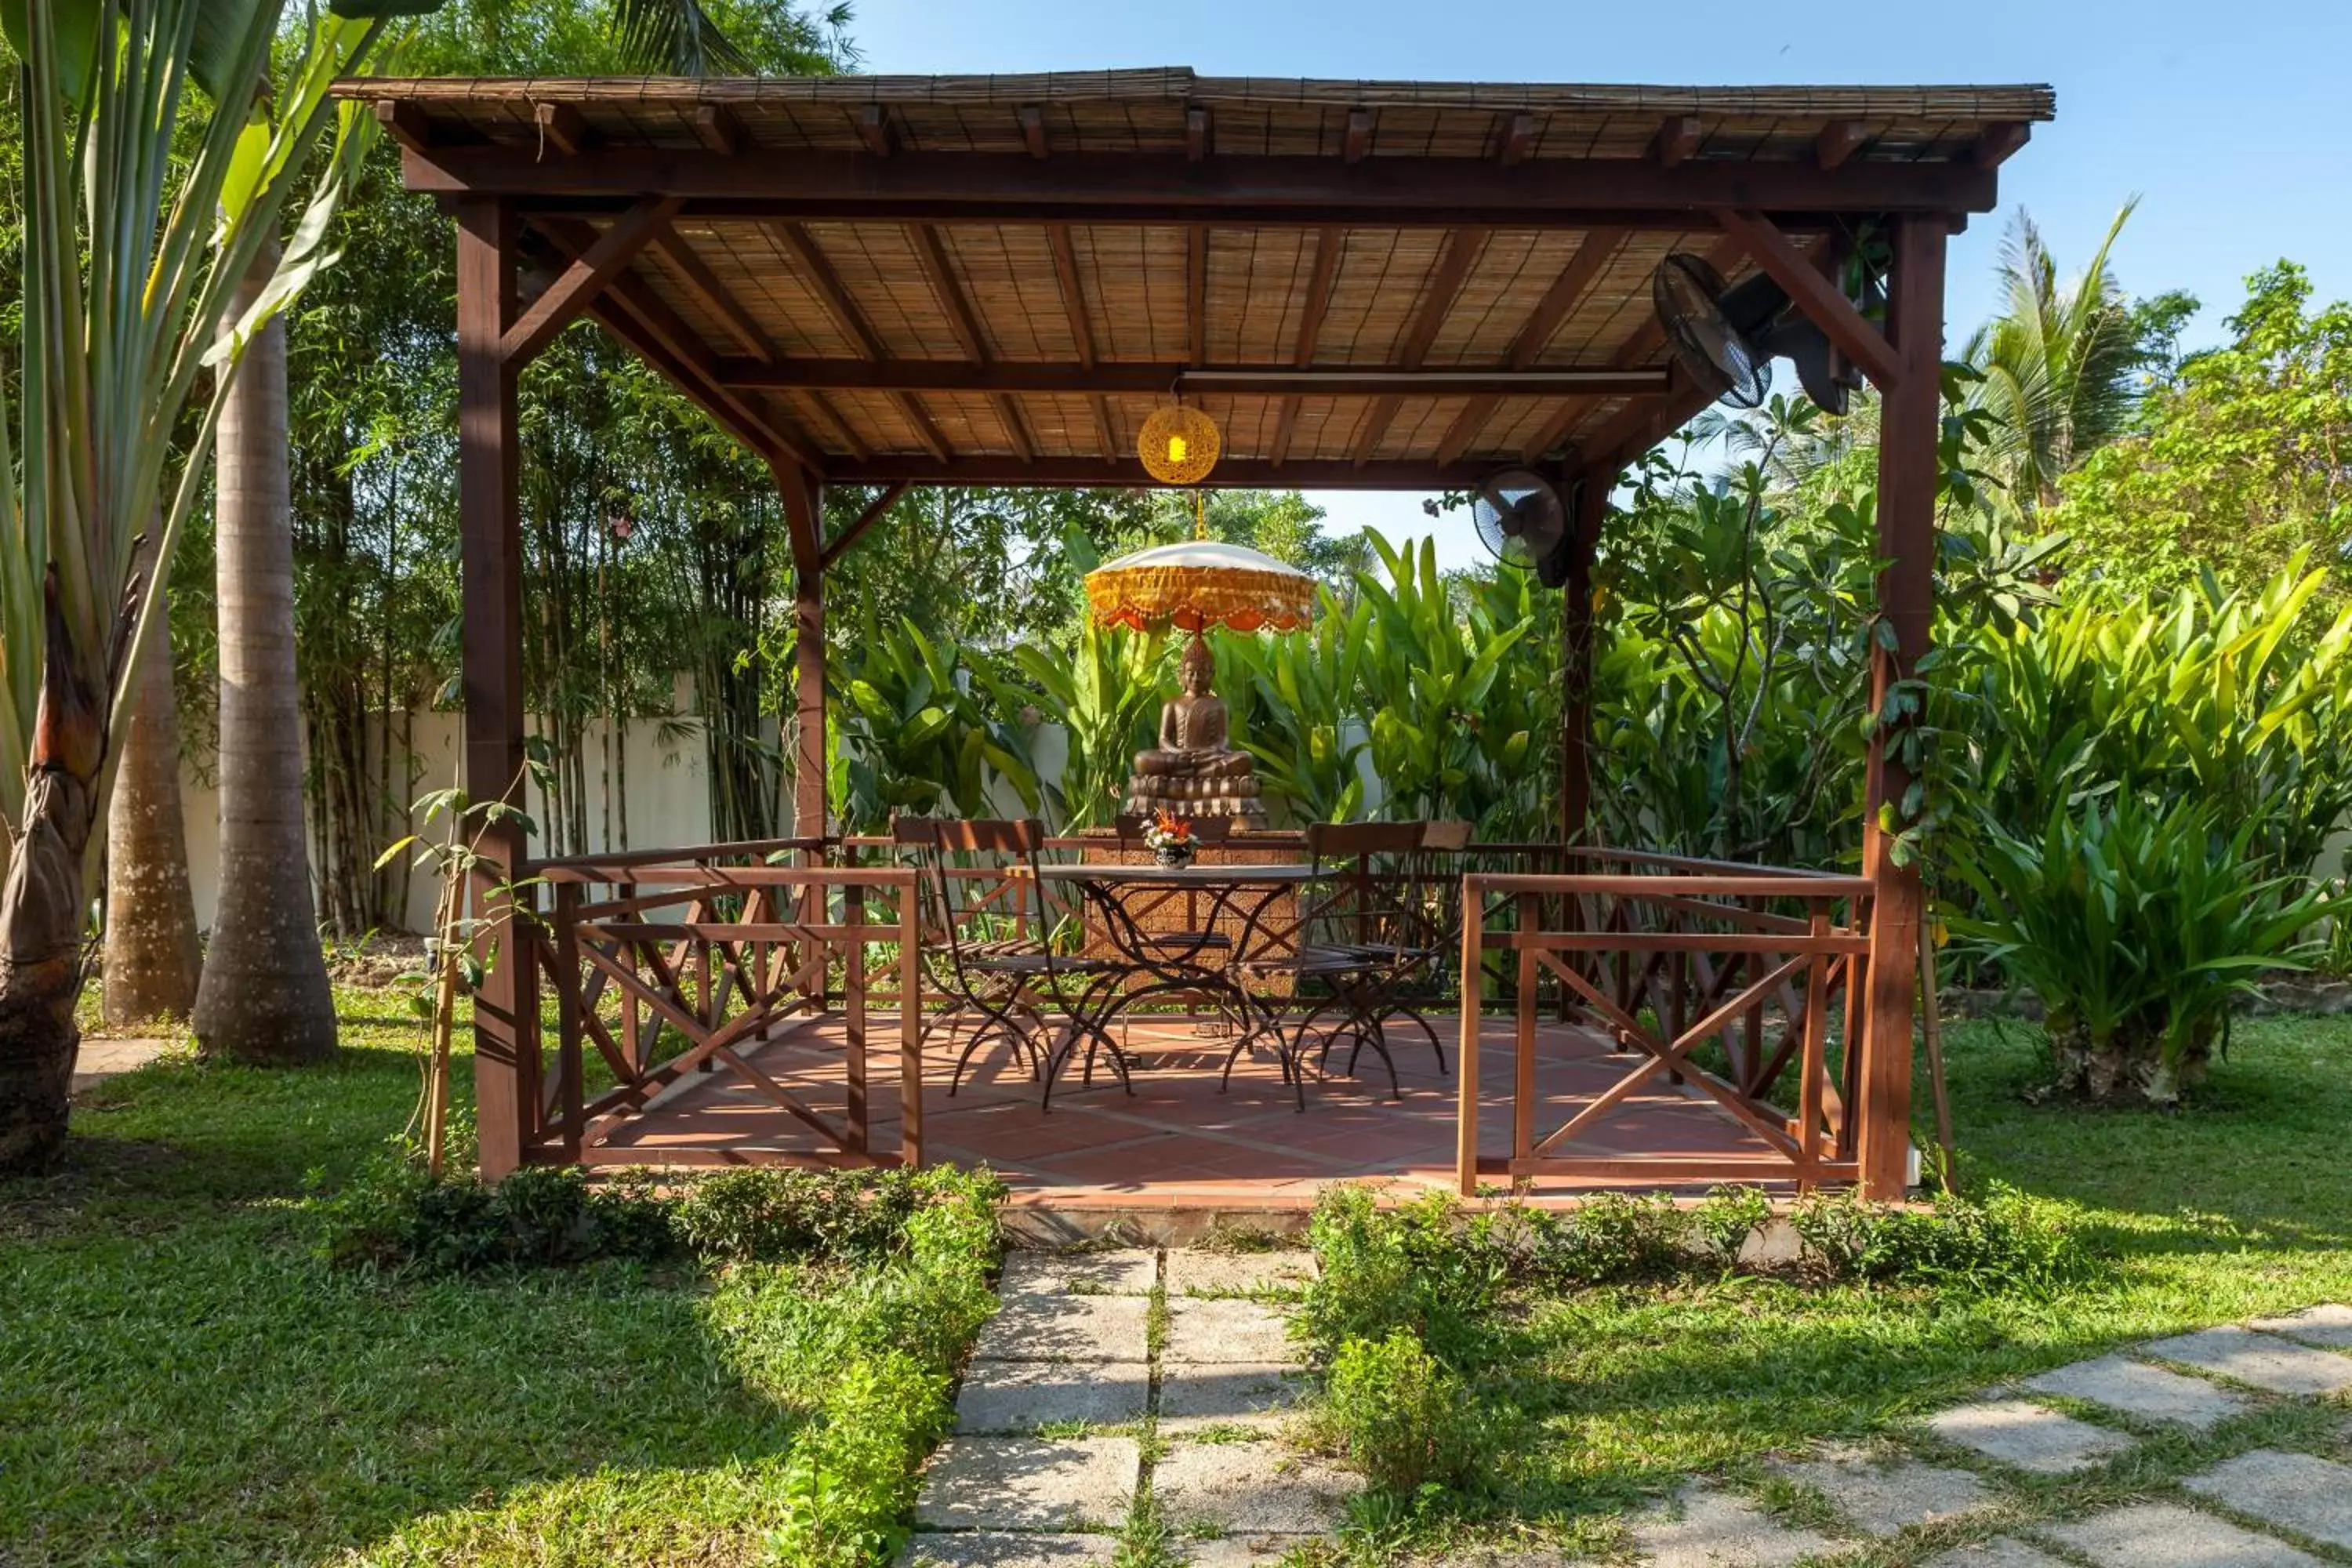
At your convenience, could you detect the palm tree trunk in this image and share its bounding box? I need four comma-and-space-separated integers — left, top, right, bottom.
191, 241, 337, 1064
103, 592, 203, 1025
0, 573, 107, 1171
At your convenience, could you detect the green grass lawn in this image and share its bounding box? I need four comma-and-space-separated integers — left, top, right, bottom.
0, 989, 989, 1568
1359, 1014, 2352, 1560
5, 997, 2350, 1566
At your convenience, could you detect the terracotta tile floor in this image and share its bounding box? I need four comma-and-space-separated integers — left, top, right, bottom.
593, 1007, 1778, 1208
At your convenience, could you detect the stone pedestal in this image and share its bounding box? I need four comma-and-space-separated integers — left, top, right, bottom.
1120, 771, 1267, 829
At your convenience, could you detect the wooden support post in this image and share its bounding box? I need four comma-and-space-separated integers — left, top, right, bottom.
1457, 882, 1484, 1197
1858, 212, 1947, 1200
898, 880, 924, 1167
1513, 891, 1537, 1172
456, 197, 537, 1181
1560, 473, 1602, 850
781, 466, 829, 993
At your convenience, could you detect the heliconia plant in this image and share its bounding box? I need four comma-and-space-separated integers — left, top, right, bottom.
1945, 790, 2320, 1105
0, 0, 442, 1171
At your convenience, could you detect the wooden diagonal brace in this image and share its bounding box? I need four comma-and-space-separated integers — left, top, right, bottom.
502, 195, 681, 365
1715, 208, 1904, 392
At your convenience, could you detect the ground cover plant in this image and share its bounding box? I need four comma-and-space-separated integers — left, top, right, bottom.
1283, 1014, 2352, 1562
0, 987, 1001, 1568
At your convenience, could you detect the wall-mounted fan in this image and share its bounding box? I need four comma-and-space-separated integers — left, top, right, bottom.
1652, 252, 1874, 415
1472, 467, 1574, 589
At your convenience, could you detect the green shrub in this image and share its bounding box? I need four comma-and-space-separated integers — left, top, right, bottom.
309, 1152, 1004, 1279
1295, 1187, 1501, 1368
1948, 791, 2319, 1104
1792, 1185, 2083, 1294
1548, 1192, 1690, 1284
671, 1167, 937, 1262
1692, 1185, 1773, 1269
767, 1348, 956, 1567
1323, 1330, 1494, 1495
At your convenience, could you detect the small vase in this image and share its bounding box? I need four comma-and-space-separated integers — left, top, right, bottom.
1153, 844, 1195, 869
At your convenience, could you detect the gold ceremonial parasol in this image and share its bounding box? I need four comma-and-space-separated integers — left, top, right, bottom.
1084, 405, 1317, 635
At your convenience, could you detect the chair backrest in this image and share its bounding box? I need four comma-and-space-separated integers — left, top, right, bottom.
1306, 821, 1425, 860
1419, 819, 1474, 853
934, 818, 1045, 856
891, 815, 940, 847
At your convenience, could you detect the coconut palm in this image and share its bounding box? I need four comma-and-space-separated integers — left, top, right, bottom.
0, 0, 426, 1170
192, 240, 343, 1062
1965, 201, 2147, 516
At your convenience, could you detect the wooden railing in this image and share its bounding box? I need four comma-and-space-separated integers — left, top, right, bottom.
1457, 862, 1875, 1194
524, 844, 923, 1170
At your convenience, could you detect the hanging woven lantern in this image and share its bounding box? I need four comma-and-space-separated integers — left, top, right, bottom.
1138, 404, 1221, 485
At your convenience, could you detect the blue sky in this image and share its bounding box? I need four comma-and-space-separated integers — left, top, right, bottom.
848, 0, 2350, 567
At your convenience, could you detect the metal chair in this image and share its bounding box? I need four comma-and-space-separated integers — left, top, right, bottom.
910, 818, 1135, 1109
1241, 820, 1464, 1095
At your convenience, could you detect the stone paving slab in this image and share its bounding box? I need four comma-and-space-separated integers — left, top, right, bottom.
1164, 1250, 1318, 1297
2022, 1353, 2250, 1431
914, 1436, 1138, 1532
2140, 1325, 2352, 1396
70, 1036, 172, 1093
954, 1358, 1150, 1433
1152, 1441, 1355, 1536
1163, 1298, 1298, 1365
2045, 1501, 2325, 1567
1922, 1540, 2071, 1568
972, 1293, 1152, 1363
2248, 1303, 2352, 1352
1000, 1250, 1160, 1298
1926, 1398, 2136, 1473
1157, 1362, 1309, 1432
2183, 1449, 2352, 1551
1627, 1484, 1835, 1567
901, 1534, 1119, 1567
1170, 1538, 1330, 1566
1771, 1445, 1992, 1535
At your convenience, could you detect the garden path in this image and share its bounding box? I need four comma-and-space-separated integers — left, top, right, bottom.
906, 1260, 2352, 1568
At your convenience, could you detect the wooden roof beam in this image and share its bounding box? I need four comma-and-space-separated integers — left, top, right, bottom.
1185, 106, 1210, 162
546, 234, 821, 473
375, 99, 434, 153
1436, 225, 1627, 465
717, 360, 1675, 397
533, 100, 593, 157
1344, 109, 1374, 164
691, 105, 744, 156
1269, 224, 1342, 467
1814, 119, 1864, 170
1352, 225, 1490, 464
1186, 224, 1208, 365
909, 223, 1032, 463
1019, 105, 1049, 159
501, 194, 680, 365
1650, 116, 1703, 167
826, 456, 1486, 488
651, 227, 779, 361
400, 147, 2005, 220
1715, 208, 1903, 388
1518, 234, 1740, 463
771, 218, 952, 462
855, 103, 895, 157
1044, 220, 1116, 456
1972, 121, 2031, 168
1498, 112, 1537, 166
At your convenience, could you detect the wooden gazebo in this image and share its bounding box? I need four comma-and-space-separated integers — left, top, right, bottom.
345, 70, 2049, 1201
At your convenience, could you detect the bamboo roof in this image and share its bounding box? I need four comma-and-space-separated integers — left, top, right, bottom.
343, 69, 2053, 488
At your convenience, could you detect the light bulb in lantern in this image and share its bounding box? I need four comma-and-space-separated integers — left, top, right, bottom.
1167, 434, 1189, 464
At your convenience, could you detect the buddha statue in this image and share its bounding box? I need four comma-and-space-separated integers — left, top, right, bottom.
1123, 633, 1266, 826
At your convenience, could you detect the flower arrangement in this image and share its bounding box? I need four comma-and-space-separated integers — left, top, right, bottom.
1143, 810, 1198, 866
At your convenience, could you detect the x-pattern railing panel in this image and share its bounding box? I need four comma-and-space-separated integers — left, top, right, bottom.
1457, 869, 1873, 1194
